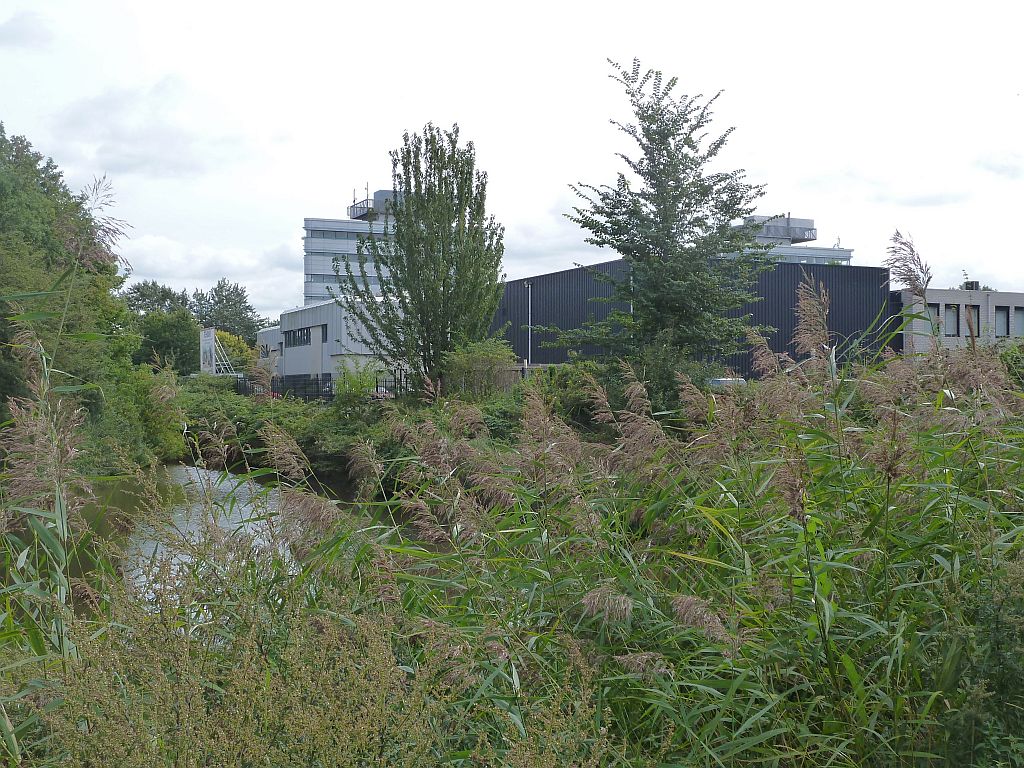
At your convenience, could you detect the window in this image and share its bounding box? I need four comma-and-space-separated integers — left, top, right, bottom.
996, 306, 1010, 337
283, 327, 311, 348
1016, 308, 1024, 337
927, 302, 940, 328
307, 273, 379, 285
944, 304, 959, 337
308, 229, 370, 240
322, 325, 328, 343
965, 304, 981, 337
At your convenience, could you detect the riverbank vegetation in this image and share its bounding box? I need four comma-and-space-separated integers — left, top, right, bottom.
4, 307, 1024, 764
6, 68, 1024, 765
0, 125, 268, 471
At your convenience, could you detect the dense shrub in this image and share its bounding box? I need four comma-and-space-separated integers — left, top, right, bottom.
176, 376, 323, 463
442, 338, 519, 400
999, 339, 1024, 387
80, 363, 185, 468
532, 359, 605, 430
9, 278, 1024, 765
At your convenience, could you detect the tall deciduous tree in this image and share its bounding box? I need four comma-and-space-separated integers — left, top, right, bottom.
132, 308, 200, 375
121, 279, 190, 315
334, 123, 504, 382
0, 125, 131, 420
190, 278, 266, 345
564, 59, 768, 360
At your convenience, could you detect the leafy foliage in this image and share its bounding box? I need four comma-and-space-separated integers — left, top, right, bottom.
216, 329, 256, 373
132, 307, 200, 374
442, 338, 518, 399
120, 278, 190, 315
561, 59, 769, 360
335, 123, 505, 381
190, 277, 267, 345
0, 124, 131, 423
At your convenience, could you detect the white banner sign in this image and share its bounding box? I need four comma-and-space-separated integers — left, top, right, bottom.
200, 327, 217, 374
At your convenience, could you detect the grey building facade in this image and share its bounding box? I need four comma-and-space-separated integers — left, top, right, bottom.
257, 299, 376, 381
303, 189, 395, 305
892, 287, 1024, 353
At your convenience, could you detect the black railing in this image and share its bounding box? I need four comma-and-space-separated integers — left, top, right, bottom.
234, 368, 532, 403
374, 371, 416, 398
235, 374, 335, 402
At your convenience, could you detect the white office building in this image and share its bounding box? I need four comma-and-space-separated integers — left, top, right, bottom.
896, 285, 1024, 353
256, 298, 376, 381
303, 189, 395, 305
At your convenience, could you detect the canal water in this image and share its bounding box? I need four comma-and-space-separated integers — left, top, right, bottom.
85, 464, 280, 571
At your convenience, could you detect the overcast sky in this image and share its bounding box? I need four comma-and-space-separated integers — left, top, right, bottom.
1, 1, 1021, 317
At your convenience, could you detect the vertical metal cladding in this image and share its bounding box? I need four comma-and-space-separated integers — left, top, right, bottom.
887, 291, 906, 353
725, 262, 891, 376
494, 259, 892, 377
492, 260, 629, 364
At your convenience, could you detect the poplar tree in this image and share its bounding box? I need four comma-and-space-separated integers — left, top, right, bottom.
563, 59, 769, 360
334, 123, 504, 382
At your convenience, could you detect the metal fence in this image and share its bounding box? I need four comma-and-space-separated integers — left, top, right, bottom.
235, 374, 335, 401
234, 368, 532, 403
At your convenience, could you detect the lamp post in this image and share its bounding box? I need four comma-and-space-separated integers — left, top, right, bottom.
524, 280, 532, 367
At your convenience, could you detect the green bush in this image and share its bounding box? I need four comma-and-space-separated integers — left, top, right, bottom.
999, 340, 1024, 388
81, 364, 186, 468
477, 389, 523, 442
333, 361, 381, 415
442, 338, 519, 400
176, 378, 322, 460
533, 359, 604, 430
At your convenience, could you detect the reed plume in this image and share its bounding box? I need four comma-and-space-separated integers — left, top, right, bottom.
582, 585, 634, 622
884, 230, 932, 303
259, 422, 308, 482
794, 274, 832, 377
670, 594, 731, 646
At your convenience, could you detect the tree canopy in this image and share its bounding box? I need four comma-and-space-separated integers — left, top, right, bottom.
121, 279, 190, 315
0, 124, 132, 420
334, 123, 504, 382
132, 308, 201, 375
190, 278, 267, 345
562, 59, 769, 361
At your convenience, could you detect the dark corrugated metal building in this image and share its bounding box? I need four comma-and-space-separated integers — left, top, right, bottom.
492, 260, 629, 365
725, 262, 891, 375
494, 259, 891, 376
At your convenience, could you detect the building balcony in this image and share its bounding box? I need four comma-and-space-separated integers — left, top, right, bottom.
347, 198, 374, 220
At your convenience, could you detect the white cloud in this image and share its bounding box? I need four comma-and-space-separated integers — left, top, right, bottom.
977, 155, 1024, 181
52, 78, 245, 179
0, 11, 51, 48
121, 235, 302, 317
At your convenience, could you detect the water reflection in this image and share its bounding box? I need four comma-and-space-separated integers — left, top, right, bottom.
84, 464, 280, 580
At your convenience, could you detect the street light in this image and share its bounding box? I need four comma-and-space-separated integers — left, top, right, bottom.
524, 280, 532, 367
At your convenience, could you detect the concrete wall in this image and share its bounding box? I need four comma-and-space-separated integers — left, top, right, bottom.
897, 289, 1024, 352
257, 300, 378, 378
303, 217, 391, 304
